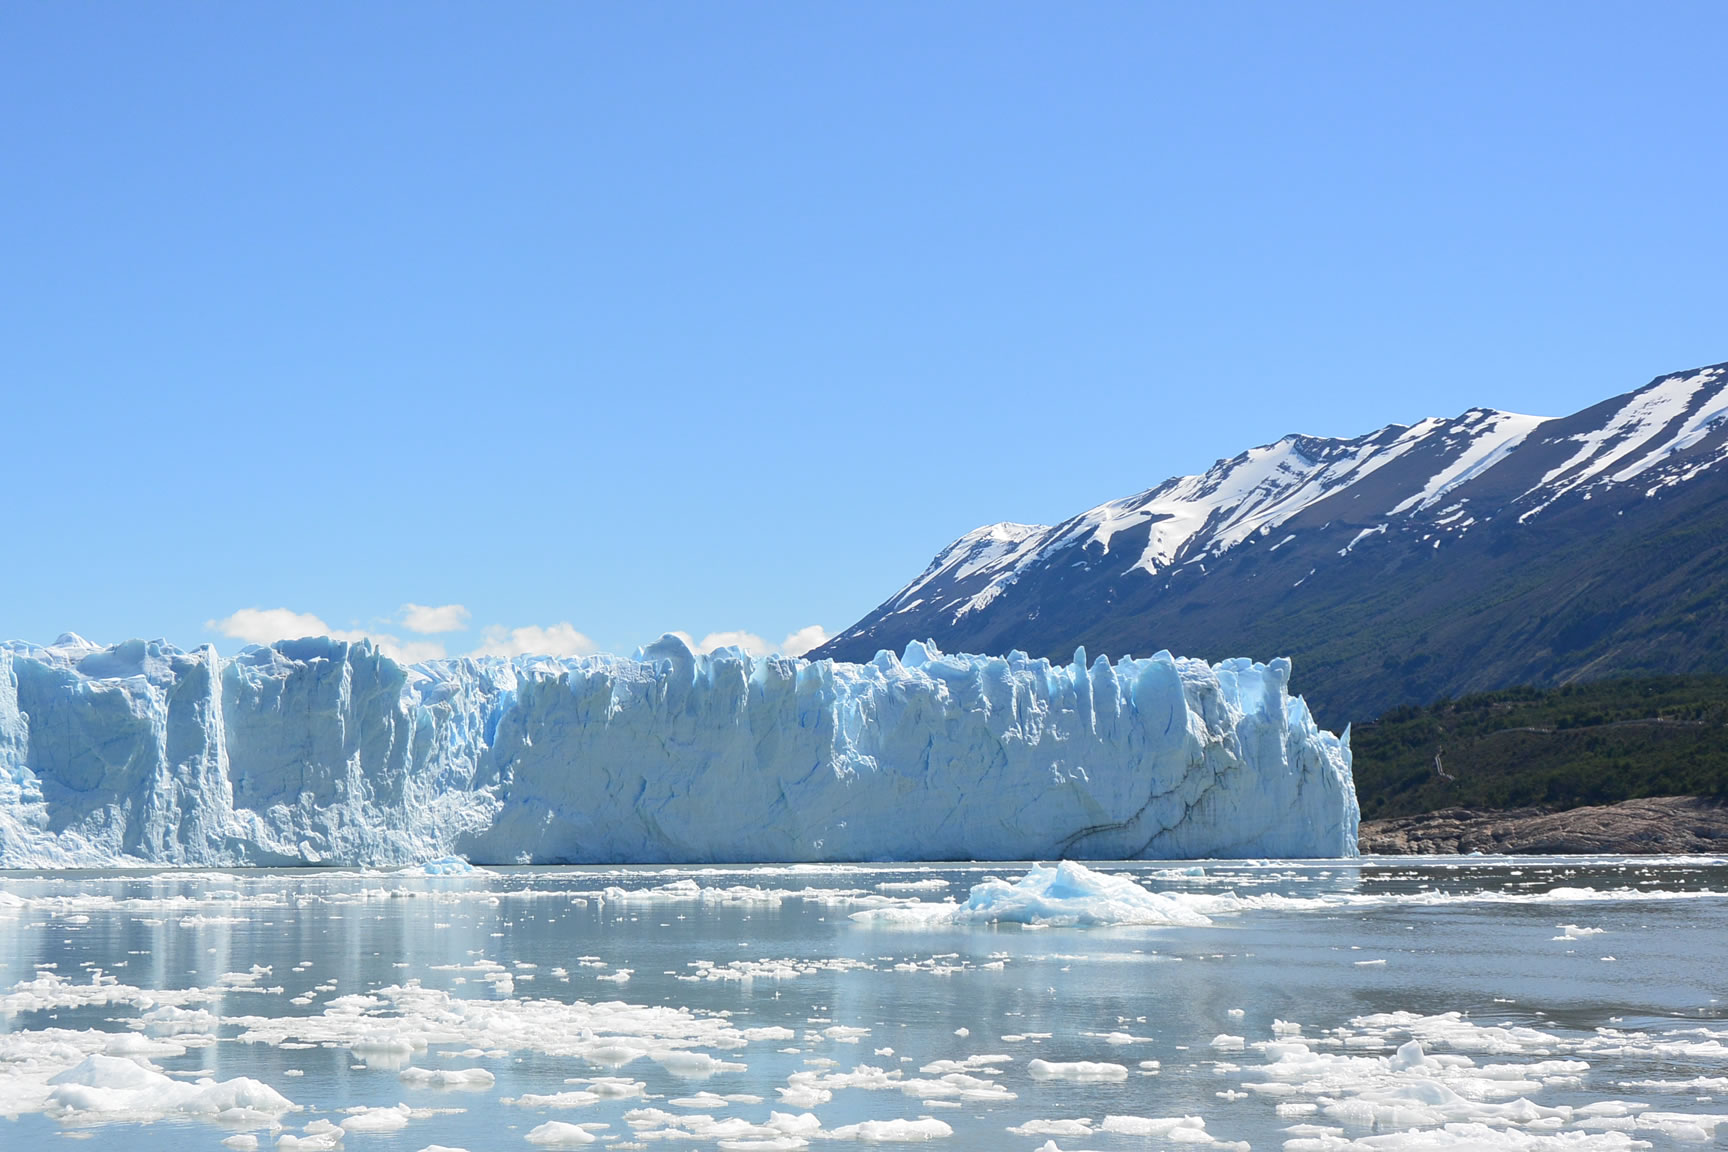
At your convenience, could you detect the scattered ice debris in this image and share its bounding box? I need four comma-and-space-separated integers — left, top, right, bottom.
275, 1118, 347, 1150
402, 857, 478, 876
1013, 1115, 1244, 1150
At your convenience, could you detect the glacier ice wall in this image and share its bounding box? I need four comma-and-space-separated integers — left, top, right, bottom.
0, 633, 1357, 868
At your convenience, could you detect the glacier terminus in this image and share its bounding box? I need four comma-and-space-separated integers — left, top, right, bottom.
0, 633, 1358, 868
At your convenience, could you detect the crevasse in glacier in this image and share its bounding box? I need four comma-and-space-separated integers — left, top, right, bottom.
0, 632, 1358, 867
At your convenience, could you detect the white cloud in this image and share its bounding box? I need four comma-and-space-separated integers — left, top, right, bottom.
779, 625, 830, 657
667, 625, 833, 658
692, 629, 771, 655
375, 638, 448, 663
399, 603, 471, 634
208, 607, 337, 646
470, 622, 596, 659
206, 607, 446, 664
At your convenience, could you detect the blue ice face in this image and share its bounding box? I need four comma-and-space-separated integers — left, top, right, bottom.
0, 634, 1357, 869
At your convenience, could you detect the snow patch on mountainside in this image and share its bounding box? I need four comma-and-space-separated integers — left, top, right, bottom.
1390, 409, 1550, 515
1520, 365, 1726, 521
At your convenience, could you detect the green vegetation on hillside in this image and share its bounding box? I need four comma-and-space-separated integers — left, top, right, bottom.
1350, 675, 1728, 819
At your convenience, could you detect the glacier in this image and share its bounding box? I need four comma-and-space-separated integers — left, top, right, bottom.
0, 633, 1358, 868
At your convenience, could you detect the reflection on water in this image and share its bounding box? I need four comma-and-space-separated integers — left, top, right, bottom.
1, 857, 1725, 1150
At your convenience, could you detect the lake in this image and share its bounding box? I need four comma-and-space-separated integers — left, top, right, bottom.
2, 857, 1726, 1151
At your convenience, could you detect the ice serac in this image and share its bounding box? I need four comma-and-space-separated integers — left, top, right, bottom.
0, 633, 1358, 868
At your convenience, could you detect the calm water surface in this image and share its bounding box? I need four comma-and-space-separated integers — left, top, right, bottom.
2, 857, 1726, 1151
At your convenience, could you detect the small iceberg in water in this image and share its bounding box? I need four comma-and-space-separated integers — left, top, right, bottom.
854, 860, 1213, 928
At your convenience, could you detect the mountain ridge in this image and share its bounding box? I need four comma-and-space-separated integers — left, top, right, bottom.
813, 361, 1728, 725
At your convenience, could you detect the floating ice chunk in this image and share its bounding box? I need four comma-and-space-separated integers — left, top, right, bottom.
1635, 1111, 1728, 1141
1387, 1040, 1438, 1072
524, 1121, 597, 1145
670, 1091, 764, 1109
398, 1066, 495, 1088
823, 1117, 954, 1141
341, 1103, 411, 1132
1283, 1122, 1656, 1149
278, 1119, 346, 1151
1028, 1060, 1129, 1082
1103, 1115, 1191, 1136
855, 861, 1215, 929
1009, 1118, 1095, 1136
45, 1053, 295, 1123
623, 1108, 818, 1146
955, 861, 1214, 926
506, 1091, 603, 1109
653, 1050, 748, 1076
919, 1056, 1013, 1075
1620, 1077, 1728, 1094
564, 1076, 648, 1098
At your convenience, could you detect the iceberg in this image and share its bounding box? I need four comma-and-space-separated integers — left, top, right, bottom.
0, 632, 1357, 868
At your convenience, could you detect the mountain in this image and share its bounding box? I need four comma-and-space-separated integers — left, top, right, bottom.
812, 361, 1728, 725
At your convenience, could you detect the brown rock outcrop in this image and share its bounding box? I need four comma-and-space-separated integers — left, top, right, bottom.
1358, 795, 1728, 855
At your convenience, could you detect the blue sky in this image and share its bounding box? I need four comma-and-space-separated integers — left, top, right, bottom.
4, 4, 1726, 661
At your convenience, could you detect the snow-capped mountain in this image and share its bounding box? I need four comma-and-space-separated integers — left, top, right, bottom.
814, 362, 1728, 722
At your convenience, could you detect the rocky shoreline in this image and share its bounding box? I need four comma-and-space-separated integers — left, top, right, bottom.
1357, 795, 1728, 855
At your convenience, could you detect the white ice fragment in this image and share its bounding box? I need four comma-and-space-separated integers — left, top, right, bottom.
653, 1050, 748, 1076
1028, 1059, 1128, 1082
824, 1117, 954, 1141
341, 1103, 411, 1132
524, 1121, 597, 1146
399, 1067, 495, 1088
